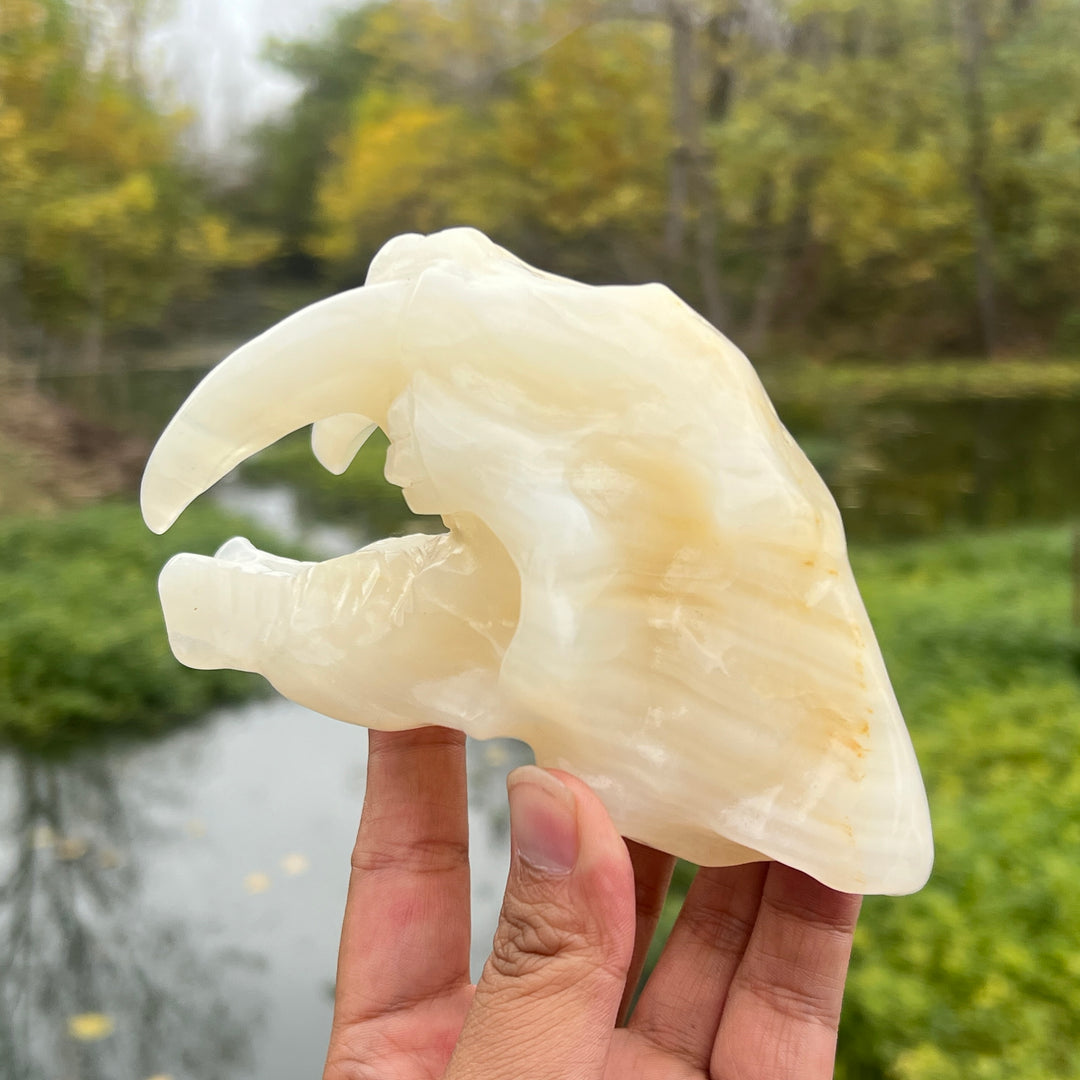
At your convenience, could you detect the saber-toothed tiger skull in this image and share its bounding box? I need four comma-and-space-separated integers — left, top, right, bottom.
141, 227, 932, 895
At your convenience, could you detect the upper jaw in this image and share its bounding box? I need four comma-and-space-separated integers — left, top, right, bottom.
140, 228, 553, 536
139, 279, 410, 536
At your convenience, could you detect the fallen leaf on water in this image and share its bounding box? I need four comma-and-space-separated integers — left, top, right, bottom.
483, 743, 509, 767
280, 853, 309, 877
184, 818, 207, 838
68, 1013, 115, 1041
244, 872, 271, 895
55, 836, 89, 861
97, 847, 125, 870
31, 825, 56, 849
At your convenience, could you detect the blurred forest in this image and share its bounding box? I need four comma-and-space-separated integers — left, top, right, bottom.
2, 2, 1080, 1079
0, 0, 279, 372
2, 0, 1079, 370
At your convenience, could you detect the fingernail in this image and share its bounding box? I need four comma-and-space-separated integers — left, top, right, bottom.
507, 766, 579, 874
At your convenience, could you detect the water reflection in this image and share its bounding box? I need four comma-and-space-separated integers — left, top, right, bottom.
0, 752, 257, 1080
775, 395, 1080, 538
0, 701, 528, 1080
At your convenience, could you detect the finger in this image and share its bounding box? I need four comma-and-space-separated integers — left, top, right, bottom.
446, 766, 636, 1080
329, 727, 471, 1029
710, 862, 862, 1080
629, 861, 768, 1069
617, 842, 676, 1024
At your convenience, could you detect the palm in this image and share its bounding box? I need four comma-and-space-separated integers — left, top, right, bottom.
324, 729, 860, 1080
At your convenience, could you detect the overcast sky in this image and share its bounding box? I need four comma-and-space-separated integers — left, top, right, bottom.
145, 0, 359, 161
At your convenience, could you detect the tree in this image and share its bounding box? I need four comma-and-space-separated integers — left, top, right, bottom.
304, 1, 672, 286
245, 5, 382, 273
245, 0, 1080, 356
0, 0, 273, 368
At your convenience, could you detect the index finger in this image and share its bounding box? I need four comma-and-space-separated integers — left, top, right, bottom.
710, 862, 862, 1080
330, 726, 472, 1028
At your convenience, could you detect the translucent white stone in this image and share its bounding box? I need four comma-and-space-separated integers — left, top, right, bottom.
142, 228, 933, 894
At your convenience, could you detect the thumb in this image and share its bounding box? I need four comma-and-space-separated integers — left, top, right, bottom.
447, 766, 636, 1080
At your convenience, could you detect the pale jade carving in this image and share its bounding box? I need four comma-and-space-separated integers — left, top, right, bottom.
142, 228, 933, 894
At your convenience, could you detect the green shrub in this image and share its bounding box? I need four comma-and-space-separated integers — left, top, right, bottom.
0, 502, 300, 756
837, 527, 1080, 1079
840, 680, 1080, 1080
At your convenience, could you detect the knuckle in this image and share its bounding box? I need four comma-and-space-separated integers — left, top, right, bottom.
489, 899, 587, 981
350, 833, 469, 878
759, 876, 862, 939
743, 968, 843, 1029
678, 900, 757, 960
484, 890, 630, 997
323, 1045, 381, 1080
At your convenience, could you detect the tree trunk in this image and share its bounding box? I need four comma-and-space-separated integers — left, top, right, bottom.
957, 0, 998, 357
694, 173, 726, 327
745, 169, 813, 355
665, 1, 695, 266
82, 255, 106, 373
665, 1, 728, 326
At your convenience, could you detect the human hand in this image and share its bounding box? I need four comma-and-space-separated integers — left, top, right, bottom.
323, 727, 862, 1080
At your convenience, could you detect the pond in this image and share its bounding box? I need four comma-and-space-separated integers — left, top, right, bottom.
0, 703, 528, 1080
778, 392, 1080, 540
2, 360, 1078, 1078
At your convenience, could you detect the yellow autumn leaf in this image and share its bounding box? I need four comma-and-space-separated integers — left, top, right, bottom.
244, 872, 271, 895
68, 1013, 115, 1041
31, 824, 56, 849
483, 743, 508, 767
280, 853, 310, 877
97, 847, 125, 870
54, 835, 89, 861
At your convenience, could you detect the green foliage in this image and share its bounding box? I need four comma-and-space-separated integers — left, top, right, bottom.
0, 502, 298, 756
764, 359, 1080, 406
294, 2, 670, 284
838, 528, 1080, 1078
8, 0, 1080, 356
245, 5, 381, 266
840, 679, 1080, 1080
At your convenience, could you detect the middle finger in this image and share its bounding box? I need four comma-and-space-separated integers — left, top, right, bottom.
628, 861, 768, 1071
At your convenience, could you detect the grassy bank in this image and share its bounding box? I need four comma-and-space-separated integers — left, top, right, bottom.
762, 357, 1080, 406
0, 384, 149, 517
0, 502, 302, 756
